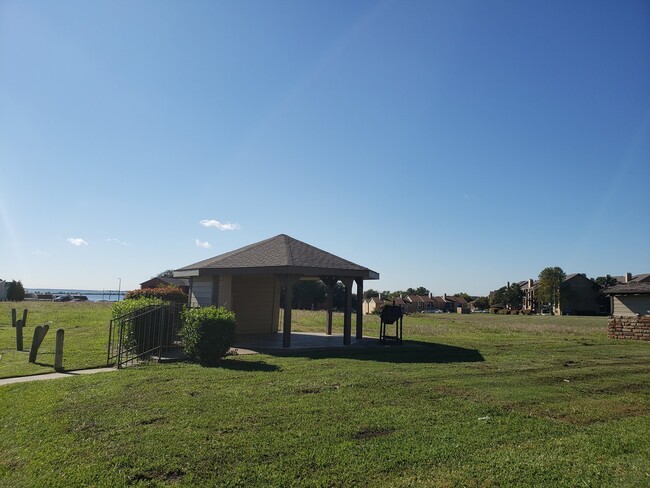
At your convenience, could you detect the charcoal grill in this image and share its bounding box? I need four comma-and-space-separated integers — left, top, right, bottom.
379, 305, 403, 344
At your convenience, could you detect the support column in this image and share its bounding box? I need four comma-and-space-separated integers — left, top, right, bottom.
279, 275, 297, 348
321, 277, 337, 335
342, 278, 353, 345
355, 278, 364, 340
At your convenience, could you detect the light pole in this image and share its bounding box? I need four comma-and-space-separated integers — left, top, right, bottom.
117, 278, 122, 302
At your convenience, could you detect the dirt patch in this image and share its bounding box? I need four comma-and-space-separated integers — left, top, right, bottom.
130, 469, 185, 483
353, 427, 395, 440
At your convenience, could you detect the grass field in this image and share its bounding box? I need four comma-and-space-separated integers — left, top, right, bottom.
0, 302, 113, 378
1, 303, 649, 486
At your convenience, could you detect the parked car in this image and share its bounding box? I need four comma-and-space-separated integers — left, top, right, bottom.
421, 309, 443, 314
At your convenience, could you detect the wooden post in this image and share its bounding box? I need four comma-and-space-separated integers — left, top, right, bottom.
280, 275, 297, 348
321, 277, 336, 335
12, 308, 27, 351
54, 329, 65, 371
16, 320, 23, 351
28, 324, 49, 363
342, 278, 353, 345
355, 278, 364, 340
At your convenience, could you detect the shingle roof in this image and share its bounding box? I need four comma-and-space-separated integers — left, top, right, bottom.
630, 273, 650, 283
141, 277, 189, 288
174, 234, 379, 279
605, 282, 650, 295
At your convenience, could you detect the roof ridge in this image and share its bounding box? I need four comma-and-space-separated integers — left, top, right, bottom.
285, 235, 294, 266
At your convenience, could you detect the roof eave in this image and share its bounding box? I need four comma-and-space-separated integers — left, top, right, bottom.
175, 266, 379, 280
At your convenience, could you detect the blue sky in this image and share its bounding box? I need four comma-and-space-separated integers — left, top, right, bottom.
1, 0, 649, 295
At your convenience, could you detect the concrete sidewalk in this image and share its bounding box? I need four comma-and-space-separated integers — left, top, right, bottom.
0, 367, 117, 386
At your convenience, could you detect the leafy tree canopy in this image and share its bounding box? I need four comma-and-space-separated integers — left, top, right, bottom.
537, 267, 566, 311
593, 275, 618, 288
363, 289, 380, 299
473, 296, 490, 310
491, 283, 523, 309
157, 269, 175, 278
7, 280, 25, 301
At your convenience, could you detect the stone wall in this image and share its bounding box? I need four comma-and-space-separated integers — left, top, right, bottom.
608, 315, 650, 341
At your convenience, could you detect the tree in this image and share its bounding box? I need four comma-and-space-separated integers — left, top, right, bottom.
473, 296, 490, 310
157, 269, 175, 278
405, 287, 429, 296
7, 280, 25, 301
537, 267, 566, 314
594, 275, 618, 288
292, 280, 327, 310
455, 292, 472, 302
491, 283, 523, 309
363, 289, 380, 299
331, 283, 360, 310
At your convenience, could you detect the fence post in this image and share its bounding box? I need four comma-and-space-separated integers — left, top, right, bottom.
28, 324, 49, 363
54, 329, 65, 371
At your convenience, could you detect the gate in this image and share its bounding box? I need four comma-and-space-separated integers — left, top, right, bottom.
107, 304, 184, 368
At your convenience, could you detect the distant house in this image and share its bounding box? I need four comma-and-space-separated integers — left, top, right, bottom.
557, 274, 602, 315
404, 295, 427, 313
520, 279, 538, 312
444, 294, 468, 312
606, 282, 650, 317
364, 296, 384, 314
402, 294, 466, 313
611, 272, 650, 285
364, 295, 408, 314
140, 277, 190, 295
495, 273, 606, 315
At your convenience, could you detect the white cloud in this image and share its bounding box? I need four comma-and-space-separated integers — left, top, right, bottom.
106, 238, 127, 246
66, 238, 88, 247
195, 239, 212, 249
199, 219, 241, 231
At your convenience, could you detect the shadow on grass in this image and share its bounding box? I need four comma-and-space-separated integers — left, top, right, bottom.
262, 341, 484, 364
218, 358, 281, 372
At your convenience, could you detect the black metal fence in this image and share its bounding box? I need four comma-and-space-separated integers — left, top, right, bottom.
107, 303, 184, 368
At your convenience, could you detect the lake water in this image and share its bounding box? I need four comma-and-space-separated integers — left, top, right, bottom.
27, 289, 125, 302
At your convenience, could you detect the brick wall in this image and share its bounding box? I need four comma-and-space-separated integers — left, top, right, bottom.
608, 315, 650, 341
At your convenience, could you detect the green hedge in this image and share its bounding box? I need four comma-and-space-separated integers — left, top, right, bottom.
125, 285, 187, 304
111, 297, 169, 354
181, 307, 236, 366
112, 297, 165, 320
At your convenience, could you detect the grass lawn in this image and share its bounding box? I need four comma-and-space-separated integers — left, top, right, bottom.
1, 305, 649, 486
0, 302, 114, 378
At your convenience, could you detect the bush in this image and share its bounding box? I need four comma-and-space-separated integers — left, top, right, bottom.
181, 307, 236, 366
489, 308, 500, 314
125, 285, 187, 304
7, 280, 25, 301
112, 297, 164, 320
111, 297, 169, 354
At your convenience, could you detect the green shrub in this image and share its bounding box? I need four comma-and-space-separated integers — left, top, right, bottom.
181, 307, 236, 366
7, 280, 25, 301
489, 308, 500, 314
125, 285, 187, 304
111, 297, 169, 354
112, 297, 164, 320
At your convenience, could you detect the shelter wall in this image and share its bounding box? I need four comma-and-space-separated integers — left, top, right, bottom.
612, 295, 650, 317
217, 275, 232, 309
189, 277, 213, 307
231, 274, 280, 334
